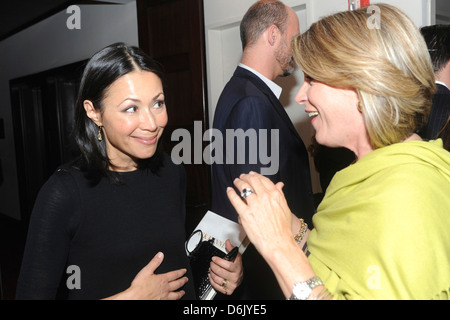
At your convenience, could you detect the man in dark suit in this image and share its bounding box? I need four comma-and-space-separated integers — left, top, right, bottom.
210, 0, 314, 299
420, 25, 450, 145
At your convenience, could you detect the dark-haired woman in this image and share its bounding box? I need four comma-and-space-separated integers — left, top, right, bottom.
16, 43, 243, 300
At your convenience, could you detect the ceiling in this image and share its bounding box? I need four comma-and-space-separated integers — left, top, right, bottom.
0, 0, 76, 41
0, 0, 133, 41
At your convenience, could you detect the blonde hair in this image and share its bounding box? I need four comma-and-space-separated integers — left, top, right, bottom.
293, 4, 436, 149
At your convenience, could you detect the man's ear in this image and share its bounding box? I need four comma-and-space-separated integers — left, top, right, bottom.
437, 59, 450, 84
83, 100, 102, 126
266, 24, 279, 46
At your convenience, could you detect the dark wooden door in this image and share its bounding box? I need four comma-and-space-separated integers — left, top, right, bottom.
137, 0, 210, 232
10, 61, 85, 220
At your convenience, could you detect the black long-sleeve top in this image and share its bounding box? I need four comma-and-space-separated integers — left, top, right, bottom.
16, 154, 196, 300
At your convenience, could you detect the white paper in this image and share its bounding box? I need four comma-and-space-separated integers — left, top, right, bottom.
186, 210, 249, 255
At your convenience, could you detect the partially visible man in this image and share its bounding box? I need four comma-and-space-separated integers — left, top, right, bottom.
420, 25, 450, 145
211, 0, 314, 225
210, 0, 315, 299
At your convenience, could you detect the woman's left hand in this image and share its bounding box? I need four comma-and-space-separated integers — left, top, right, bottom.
208, 240, 243, 295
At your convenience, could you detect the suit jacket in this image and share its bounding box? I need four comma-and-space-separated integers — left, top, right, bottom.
211, 66, 315, 224
210, 66, 315, 299
422, 83, 450, 140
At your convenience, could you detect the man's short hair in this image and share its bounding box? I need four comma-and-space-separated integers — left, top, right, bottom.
240, 0, 288, 49
420, 25, 450, 74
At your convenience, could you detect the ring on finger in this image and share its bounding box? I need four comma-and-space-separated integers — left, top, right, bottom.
221, 279, 228, 289
240, 188, 255, 200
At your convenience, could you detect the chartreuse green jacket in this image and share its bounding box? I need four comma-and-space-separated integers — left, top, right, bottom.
308, 139, 450, 300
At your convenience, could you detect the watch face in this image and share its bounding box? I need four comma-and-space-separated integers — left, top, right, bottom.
293, 283, 311, 300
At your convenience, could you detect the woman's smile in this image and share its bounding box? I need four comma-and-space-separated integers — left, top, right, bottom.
131, 134, 159, 145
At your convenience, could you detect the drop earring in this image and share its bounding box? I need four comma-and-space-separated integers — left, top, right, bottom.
98, 126, 103, 141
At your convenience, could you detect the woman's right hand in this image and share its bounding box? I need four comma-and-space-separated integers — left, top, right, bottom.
105, 252, 188, 300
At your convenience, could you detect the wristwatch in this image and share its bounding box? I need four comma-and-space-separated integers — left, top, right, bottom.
289, 276, 323, 300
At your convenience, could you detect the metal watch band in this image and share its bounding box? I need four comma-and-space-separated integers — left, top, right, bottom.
306, 276, 323, 288
289, 276, 323, 300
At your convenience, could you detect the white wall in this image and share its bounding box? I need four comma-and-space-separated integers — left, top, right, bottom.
0, 1, 138, 220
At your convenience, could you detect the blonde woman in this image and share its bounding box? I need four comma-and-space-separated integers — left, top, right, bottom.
227, 4, 450, 300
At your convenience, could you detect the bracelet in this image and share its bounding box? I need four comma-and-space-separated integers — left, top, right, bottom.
313, 287, 333, 300
294, 218, 308, 244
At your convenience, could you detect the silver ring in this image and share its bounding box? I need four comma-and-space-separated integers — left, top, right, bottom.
240, 188, 255, 200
